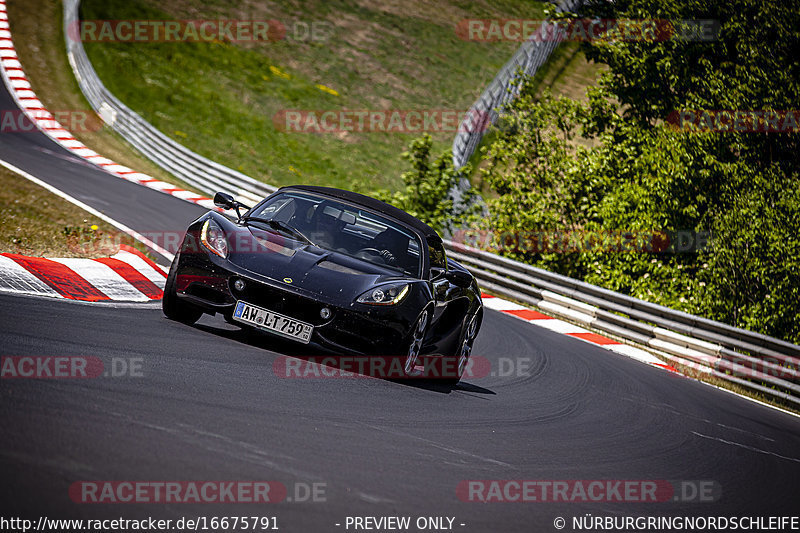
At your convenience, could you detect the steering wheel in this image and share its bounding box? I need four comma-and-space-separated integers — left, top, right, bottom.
355, 247, 384, 260
358, 247, 397, 266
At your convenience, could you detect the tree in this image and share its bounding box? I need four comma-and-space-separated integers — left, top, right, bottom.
476, 0, 800, 342
376, 134, 479, 236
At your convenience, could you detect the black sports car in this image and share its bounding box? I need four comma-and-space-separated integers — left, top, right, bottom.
162, 185, 483, 382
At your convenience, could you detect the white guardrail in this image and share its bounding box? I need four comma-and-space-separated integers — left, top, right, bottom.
63, 1, 800, 407
444, 241, 800, 407
63, 0, 275, 206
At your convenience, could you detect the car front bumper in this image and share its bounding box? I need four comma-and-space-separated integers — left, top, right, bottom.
173, 251, 427, 356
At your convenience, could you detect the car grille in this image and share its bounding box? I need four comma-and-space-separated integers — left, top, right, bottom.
233, 279, 328, 326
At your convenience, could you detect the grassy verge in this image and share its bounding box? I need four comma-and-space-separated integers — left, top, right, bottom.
5, 0, 202, 195
525, 41, 606, 101
76, 0, 548, 192
0, 165, 152, 259
8, 0, 602, 196
668, 360, 800, 417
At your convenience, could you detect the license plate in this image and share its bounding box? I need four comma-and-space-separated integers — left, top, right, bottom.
233, 300, 313, 344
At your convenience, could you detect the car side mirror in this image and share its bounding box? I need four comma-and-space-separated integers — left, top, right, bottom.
446, 269, 473, 288
214, 191, 237, 209
213, 192, 249, 220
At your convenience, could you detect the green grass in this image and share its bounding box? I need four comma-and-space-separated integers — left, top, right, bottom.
6, 0, 191, 192
79, 0, 548, 192
9, 0, 603, 196
0, 165, 152, 259
525, 41, 606, 100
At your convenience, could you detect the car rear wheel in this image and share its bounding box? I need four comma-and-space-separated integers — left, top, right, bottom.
162, 257, 203, 325
444, 312, 479, 384
403, 309, 429, 376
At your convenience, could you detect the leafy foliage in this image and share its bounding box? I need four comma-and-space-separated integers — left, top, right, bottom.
470, 0, 800, 343
377, 134, 480, 235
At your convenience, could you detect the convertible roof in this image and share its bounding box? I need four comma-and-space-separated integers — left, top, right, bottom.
279, 185, 442, 241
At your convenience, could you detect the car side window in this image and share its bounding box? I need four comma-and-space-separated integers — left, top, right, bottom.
428, 239, 447, 271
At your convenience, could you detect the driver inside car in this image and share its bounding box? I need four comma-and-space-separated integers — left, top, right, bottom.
371, 228, 406, 267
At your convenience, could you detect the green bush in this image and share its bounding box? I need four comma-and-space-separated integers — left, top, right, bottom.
376, 134, 479, 235
465, 0, 800, 343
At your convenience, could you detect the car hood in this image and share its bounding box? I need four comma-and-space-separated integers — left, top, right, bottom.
227, 225, 410, 298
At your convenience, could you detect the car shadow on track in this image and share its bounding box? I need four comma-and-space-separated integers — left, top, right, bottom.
192, 319, 496, 396
390, 378, 496, 396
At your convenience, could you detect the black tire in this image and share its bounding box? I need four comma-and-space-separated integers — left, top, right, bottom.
401, 309, 429, 377
443, 311, 480, 384
162, 256, 203, 325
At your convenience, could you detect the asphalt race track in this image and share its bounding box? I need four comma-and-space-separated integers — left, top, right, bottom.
2, 78, 800, 532
3, 292, 800, 531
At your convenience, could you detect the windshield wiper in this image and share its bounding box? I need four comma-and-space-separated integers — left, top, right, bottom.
242, 217, 317, 246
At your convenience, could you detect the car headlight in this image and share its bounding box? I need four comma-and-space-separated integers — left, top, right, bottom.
201, 218, 228, 258
356, 282, 410, 305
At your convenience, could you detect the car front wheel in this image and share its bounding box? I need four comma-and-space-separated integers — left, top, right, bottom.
162, 257, 203, 325
403, 309, 429, 376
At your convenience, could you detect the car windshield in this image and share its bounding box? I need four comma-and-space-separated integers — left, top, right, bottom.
247, 191, 423, 277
